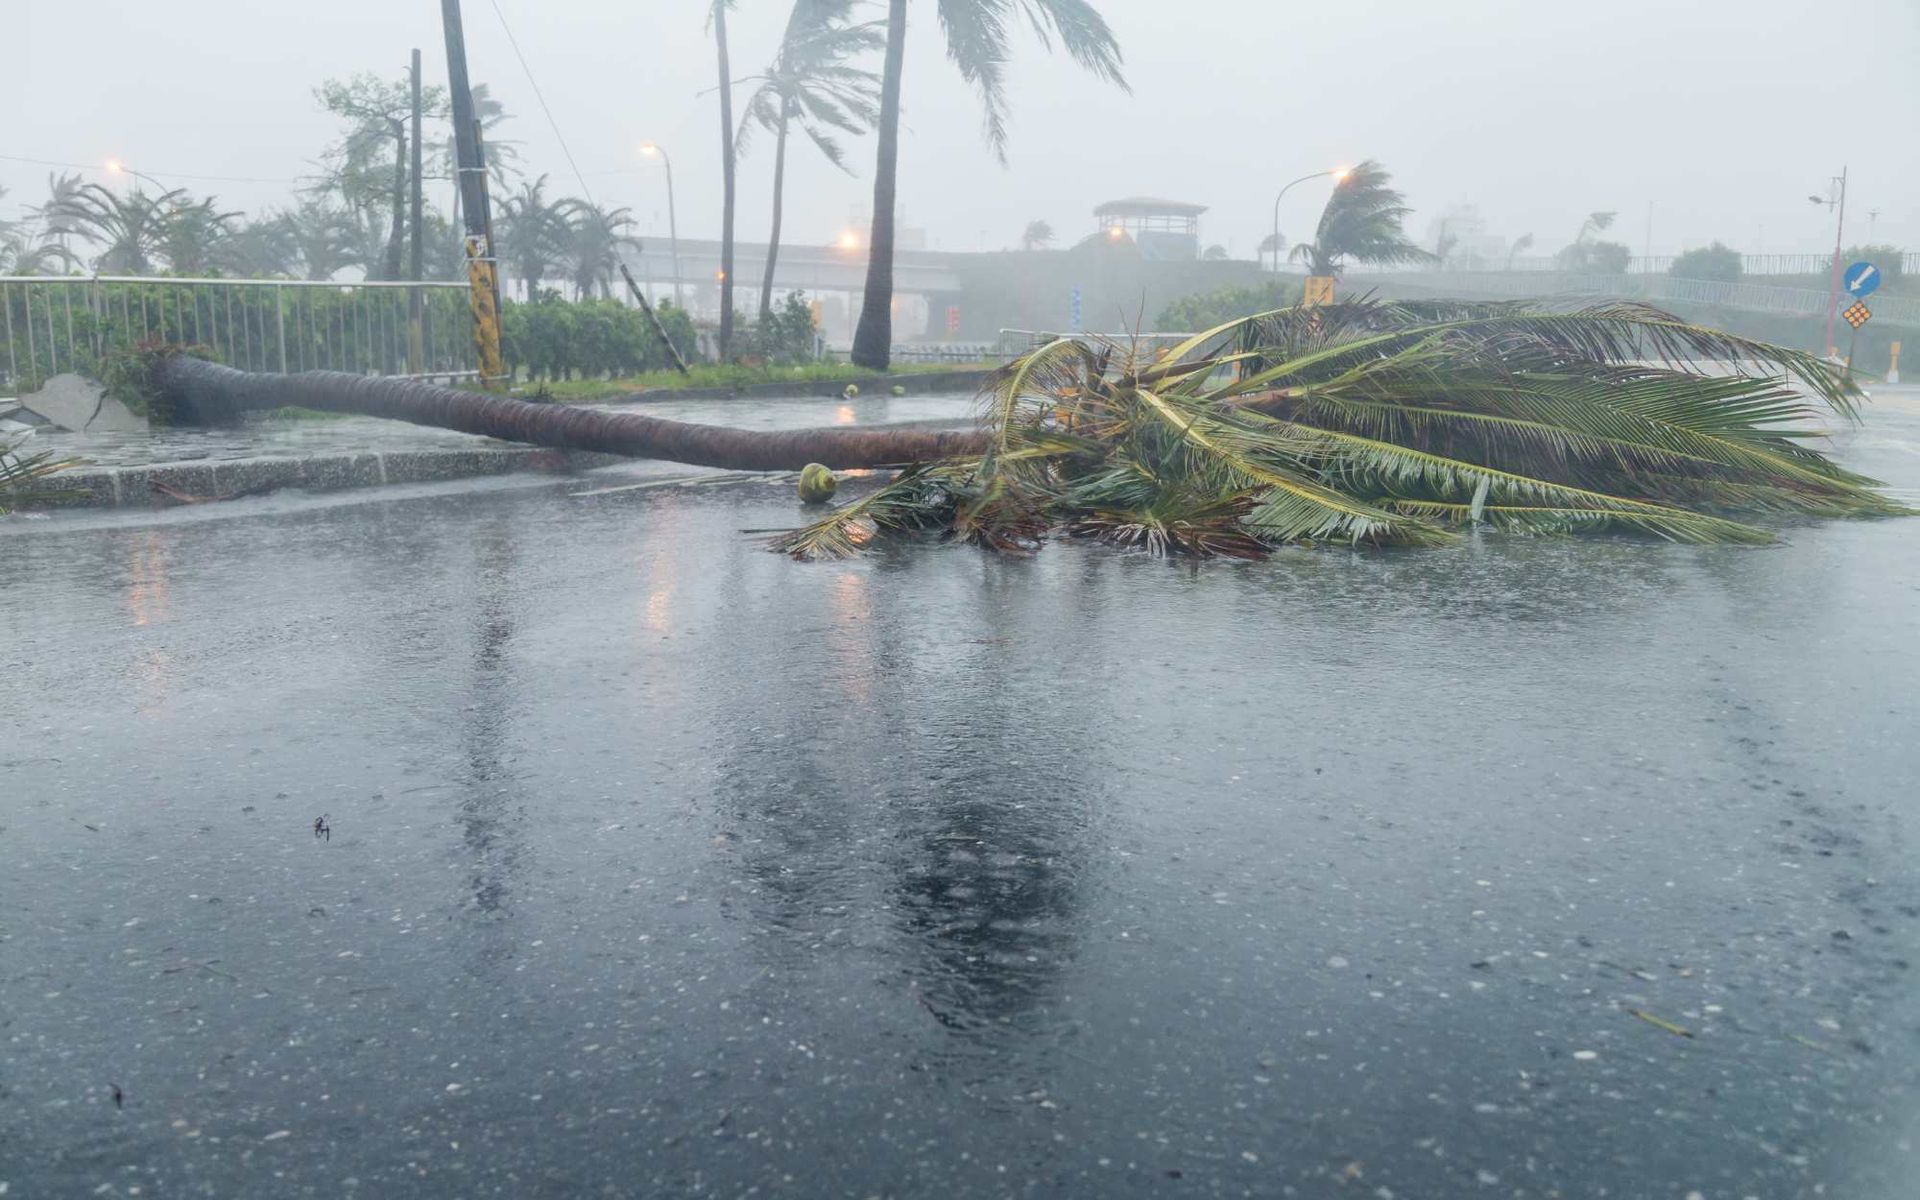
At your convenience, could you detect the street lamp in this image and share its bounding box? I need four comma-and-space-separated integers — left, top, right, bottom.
1810, 166, 1848, 359
639, 143, 683, 308
1271, 167, 1348, 274
104, 159, 168, 195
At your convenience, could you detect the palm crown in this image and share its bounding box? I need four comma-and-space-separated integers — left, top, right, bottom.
1290, 160, 1433, 277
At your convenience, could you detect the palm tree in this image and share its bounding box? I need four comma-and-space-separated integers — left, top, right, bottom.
0, 229, 79, 275
156, 197, 241, 274
54, 183, 188, 274
280, 199, 361, 280
779, 300, 1906, 556
216, 215, 303, 278
153, 354, 984, 468
1505, 232, 1534, 271
1288, 160, 1432, 278
150, 303, 1907, 558
495, 176, 574, 298
1021, 219, 1055, 251
850, 0, 1128, 369
442, 83, 522, 229
738, 0, 884, 318
32, 173, 88, 253
558, 200, 643, 299
1257, 231, 1285, 272
710, 0, 740, 358
1558, 212, 1628, 273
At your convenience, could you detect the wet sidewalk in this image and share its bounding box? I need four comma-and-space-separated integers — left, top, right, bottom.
21, 389, 981, 507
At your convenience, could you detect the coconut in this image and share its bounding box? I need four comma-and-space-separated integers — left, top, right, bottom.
842, 383, 860, 398
890, 385, 906, 396
797, 463, 838, 504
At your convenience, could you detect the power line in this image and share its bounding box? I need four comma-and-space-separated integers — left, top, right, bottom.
0, 152, 312, 186
484, 0, 596, 204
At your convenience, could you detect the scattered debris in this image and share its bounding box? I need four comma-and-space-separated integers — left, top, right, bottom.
110, 1083, 124, 1110
312, 815, 331, 841
1627, 1008, 1695, 1038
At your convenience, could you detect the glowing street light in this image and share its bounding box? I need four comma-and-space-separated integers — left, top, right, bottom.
104, 159, 167, 194
1270, 166, 1349, 274
638, 142, 683, 307
836, 229, 861, 251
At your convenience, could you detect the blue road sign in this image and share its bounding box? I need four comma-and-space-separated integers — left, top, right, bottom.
1843, 261, 1882, 299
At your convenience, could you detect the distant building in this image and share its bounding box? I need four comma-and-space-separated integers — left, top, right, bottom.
1092, 197, 1207, 261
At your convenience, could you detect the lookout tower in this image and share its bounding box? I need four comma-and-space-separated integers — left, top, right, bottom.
1092, 197, 1207, 260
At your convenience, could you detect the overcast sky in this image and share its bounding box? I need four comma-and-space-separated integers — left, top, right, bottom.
6, 0, 1916, 260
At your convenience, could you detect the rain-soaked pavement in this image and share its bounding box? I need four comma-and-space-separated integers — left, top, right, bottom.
4, 390, 1919, 1198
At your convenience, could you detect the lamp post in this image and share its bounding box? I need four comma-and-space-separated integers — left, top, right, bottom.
1809, 167, 1847, 359
104, 159, 168, 195
639, 143, 683, 308
1271, 167, 1348, 274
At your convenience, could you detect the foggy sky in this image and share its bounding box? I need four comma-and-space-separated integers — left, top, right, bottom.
6, 0, 1916, 261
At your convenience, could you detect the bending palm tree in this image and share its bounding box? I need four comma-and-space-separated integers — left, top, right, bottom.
1290, 160, 1432, 278
738, 0, 883, 318
850, 0, 1128, 369
150, 302, 1906, 558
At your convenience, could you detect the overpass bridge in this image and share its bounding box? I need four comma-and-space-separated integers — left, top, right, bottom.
619, 238, 963, 340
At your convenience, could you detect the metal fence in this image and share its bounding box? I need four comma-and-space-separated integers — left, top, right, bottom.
1349, 270, 1920, 327
1448, 252, 1918, 277
1, 276, 477, 395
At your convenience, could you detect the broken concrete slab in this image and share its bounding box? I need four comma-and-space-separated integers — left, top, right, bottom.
17, 374, 148, 433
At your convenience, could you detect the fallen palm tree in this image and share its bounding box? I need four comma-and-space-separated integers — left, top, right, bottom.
773, 299, 1907, 557
148, 300, 1907, 556
150, 355, 987, 472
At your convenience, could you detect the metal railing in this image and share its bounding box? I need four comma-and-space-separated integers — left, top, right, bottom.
1, 276, 477, 396
1446, 252, 1918, 277
1349, 270, 1920, 326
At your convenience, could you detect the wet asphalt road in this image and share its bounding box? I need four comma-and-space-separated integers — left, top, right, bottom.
4, 393, 1919, 1198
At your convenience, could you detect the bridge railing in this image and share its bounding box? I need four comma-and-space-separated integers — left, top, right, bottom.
1457, 252, 1918, 277
1348, 271, 1920, 327
1, 276, 477, 396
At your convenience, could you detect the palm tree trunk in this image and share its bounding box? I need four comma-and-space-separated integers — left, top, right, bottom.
714, 1, 737, 360
759, 110, 791, 321
154, 357, 986, 471
383, 119, 408, 282
850, 0, 907, 370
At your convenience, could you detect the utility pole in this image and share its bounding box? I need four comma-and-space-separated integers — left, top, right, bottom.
408, 47, 425, 373
1815, 166, 1848, 359
441, 0, 506, 387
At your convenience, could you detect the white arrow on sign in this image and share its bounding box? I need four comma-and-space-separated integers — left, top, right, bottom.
1849, 265, 1879, 294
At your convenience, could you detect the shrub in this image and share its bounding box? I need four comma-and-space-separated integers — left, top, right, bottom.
1158, 278, 1302, 330
1671, 242, 1743, 283
502, 293, 703, 381
737, 292, 819, 365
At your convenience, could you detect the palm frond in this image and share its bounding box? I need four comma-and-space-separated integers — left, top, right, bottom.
768, 299, 1906, 560
0, 439, 82, 513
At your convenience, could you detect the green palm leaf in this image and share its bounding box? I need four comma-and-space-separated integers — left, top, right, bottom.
772, 300, 1907, 560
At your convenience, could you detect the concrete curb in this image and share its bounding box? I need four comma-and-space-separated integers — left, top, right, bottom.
43, 447, 625, 509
